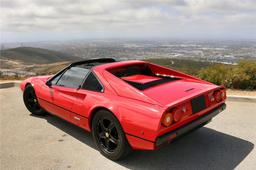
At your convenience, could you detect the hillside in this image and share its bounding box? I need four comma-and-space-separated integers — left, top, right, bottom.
0, 47, 81, 64
145, 58, 215, 75
24, 61, 70, 75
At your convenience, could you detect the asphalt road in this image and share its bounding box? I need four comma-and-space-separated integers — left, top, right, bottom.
1, 87, 256, 170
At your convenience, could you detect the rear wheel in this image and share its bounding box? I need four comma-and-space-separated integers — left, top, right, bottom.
23, 84, 46, 116
92, 110, 132, 160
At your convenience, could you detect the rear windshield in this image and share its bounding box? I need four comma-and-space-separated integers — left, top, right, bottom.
108, 64, 180, 90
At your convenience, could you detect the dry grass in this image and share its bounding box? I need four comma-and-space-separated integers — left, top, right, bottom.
24, 61, 70, 75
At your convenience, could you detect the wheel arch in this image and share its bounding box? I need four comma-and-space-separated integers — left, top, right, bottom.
25, 82, 32, 87
88, 106, 118, 131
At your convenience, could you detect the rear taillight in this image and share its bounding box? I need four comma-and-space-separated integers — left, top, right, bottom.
207, 89, 226, 106
220, 90, 226, 100
162, 102, 192, 127
161, 112, 173, 127
214, 90, 222, 102
208, 92, 215, 102
173, 108, 182, 122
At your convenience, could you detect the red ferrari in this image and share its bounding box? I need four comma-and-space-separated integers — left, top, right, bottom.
20, 58, 226, 160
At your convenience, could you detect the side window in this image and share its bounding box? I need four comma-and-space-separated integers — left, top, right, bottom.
51, 73, 62, 85
82, 72, 103, 92
57, 67, 89, 88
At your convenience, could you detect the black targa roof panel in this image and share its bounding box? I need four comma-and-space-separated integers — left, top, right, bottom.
71, 58, 116, 68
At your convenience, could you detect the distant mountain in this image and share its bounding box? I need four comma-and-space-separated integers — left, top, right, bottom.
0, 47, 81, 64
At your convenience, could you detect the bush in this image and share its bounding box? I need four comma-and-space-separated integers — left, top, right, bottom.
198, 60, 256, 90
231, 61, 256, 89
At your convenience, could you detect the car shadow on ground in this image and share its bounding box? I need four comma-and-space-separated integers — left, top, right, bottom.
34, 114, 254, 170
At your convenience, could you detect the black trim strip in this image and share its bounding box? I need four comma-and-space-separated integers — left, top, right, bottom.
71, 58, 116, 67
125, 133, 154, 143
38, 97, 88, 119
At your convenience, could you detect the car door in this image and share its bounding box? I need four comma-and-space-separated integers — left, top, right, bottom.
50, 85, 77, 120
37, 74, 62, 114
50, 66, 90, 121
71, 72, 104, 130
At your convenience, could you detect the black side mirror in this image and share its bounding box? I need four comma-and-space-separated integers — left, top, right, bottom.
46, 81, 52, 87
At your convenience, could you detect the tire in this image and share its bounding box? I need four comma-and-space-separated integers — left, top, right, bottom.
23, 84, 46, 116
92, 110, 132, 161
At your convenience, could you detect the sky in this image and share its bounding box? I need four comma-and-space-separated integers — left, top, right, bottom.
1, 0, 256, 43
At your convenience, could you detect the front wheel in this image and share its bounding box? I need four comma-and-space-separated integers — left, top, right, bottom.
23, 84, 46, 116
92, 110, 132, 160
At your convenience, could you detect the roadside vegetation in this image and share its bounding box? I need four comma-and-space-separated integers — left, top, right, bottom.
198, 60, 256, 90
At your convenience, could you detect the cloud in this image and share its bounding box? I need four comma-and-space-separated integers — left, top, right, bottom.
1, 0, 256, 42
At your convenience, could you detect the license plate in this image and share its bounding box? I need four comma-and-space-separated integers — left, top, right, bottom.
191, 95, 206, 114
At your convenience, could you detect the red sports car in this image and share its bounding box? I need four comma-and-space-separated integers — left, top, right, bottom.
20, 58, 226, 160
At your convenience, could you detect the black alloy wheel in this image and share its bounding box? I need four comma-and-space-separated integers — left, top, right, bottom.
23, 85, 46, 116
97, 117, 119, 153
92, 110, 131, 160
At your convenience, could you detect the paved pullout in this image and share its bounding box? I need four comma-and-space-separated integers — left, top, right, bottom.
1, 87, 256, 170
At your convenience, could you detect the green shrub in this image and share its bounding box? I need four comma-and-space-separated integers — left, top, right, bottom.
198, 60, 256, 90
231, 61, 256, 89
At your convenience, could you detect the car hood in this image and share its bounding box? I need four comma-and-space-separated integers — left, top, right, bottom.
142, 79, 218, 106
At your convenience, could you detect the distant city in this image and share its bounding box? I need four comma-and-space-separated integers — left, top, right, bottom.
1, 39, 256, 64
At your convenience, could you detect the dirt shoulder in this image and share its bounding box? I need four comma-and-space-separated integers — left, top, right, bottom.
227, 89, 256, 97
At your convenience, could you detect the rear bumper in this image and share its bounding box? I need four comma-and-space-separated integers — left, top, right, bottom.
156, 103, 226, 147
